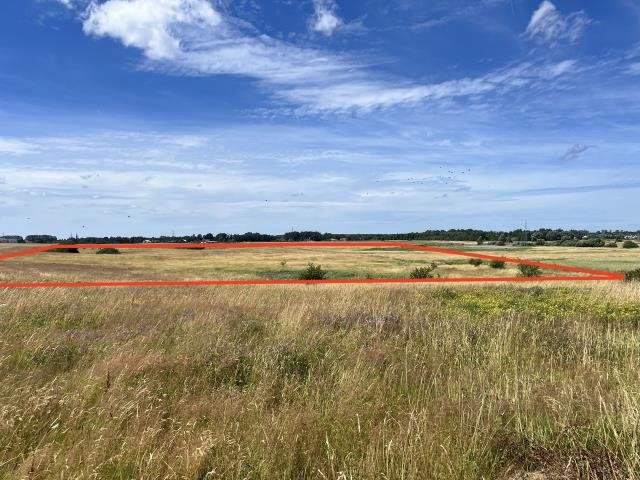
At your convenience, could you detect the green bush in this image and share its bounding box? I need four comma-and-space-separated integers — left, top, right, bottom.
576, 238, 605, 247
625, 269, 640, 282
96, 248, 120, 254
468, 258, 483, 267
535, 239, 546, 246
606, 242, 618, 248
298, 263, 327, 280
489, 260, 505, 269
517, 264, 542, 277
622, 240, 639, 249
49, 247, 80, 253
410, 263, 438, 279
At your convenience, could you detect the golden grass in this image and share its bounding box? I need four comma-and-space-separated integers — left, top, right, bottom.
0, 280, 640, 479
1, 244, 639, 478
3, 242, 635, 283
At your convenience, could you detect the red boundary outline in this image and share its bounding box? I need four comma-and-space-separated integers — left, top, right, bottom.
0, 241, 623, 288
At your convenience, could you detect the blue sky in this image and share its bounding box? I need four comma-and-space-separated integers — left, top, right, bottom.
1, 0, 639, 236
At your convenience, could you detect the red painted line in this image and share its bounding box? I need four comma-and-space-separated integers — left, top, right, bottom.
0, 244, 59, 260
398, 243, 621, 278
0, 241, 623, 289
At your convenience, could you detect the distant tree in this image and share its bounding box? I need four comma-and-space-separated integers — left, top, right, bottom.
26, 234, 57, 243
623, 240, 639, 249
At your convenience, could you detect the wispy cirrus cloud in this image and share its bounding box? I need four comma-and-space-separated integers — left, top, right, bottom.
525, 1, 591, 45
78, 0, 580, 113
0, 137, 40, 155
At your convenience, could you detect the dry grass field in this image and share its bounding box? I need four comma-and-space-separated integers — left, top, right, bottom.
1, 243, 639, 479
1, 242, 635, 283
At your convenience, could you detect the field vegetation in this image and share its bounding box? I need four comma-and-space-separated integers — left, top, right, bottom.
2, 242, 637, 284
0, 243, 639, 478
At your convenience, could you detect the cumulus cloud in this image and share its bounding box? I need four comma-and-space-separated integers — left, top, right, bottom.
76, 0, 578, 113
525, 1, 591, 45
83, 0, 221, 60
310, 0, 343, 36
561, 144, 596, 161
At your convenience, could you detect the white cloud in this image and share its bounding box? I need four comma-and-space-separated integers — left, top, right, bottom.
543, 59, 577, 78
281, 61, 577, 113
77, 0, 577, 112
55, 0, 74, 8
625, 62, 640, 75
83, 0, 221, 60
310, 0, 343, 36
0, 138, 40, 155
525, 1, 591, 45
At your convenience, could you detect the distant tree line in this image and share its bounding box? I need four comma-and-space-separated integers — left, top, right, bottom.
11, 228, 639, 245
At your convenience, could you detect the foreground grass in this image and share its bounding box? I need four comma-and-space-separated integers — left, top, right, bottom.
1, 283, 640, 479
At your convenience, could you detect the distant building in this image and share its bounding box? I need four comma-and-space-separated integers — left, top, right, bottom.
0, 236, 22, 243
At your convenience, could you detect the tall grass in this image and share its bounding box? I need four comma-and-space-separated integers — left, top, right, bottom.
0, 283, 639, 478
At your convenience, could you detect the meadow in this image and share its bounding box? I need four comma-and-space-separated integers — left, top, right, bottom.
1, 242, 635, 283
0, 243, 639, 479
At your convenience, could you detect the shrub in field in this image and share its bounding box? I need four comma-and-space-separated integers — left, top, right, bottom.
625, 269, 640, 282
576, 238, 605, 247
469, 258, 483, 267
622, 240, 639, 249
298, 263, 327, 280
96, 248, 120, 254
535, 239, 546, 246
49, 247, 80, 253
518, 264, 542, 277
606, 242, 618, 248
410, 263, 438, 279
489, 260, 505, 269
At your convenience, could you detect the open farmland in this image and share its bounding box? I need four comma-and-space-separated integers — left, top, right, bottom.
0, 242, 633, 284
0, 244, 639, 478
